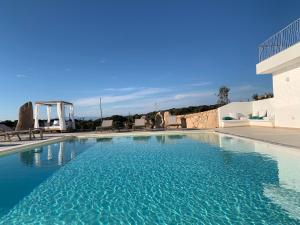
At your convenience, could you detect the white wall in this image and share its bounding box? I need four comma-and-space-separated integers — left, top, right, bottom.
256, 40, 300, 129
218, 102, 252, 125
252, 98, 276, 119
273, 66, 300, 128
218, 99, 276, 128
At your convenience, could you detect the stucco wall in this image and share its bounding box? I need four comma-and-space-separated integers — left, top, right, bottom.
256, 40, 300, 129
252, 98, 275, 119
273, 66, 300, 128
217, 100, 276, 128
217, 102, 252, 124
177, 109, 219, 129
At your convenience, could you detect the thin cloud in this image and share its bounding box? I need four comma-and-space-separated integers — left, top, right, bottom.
75, 88, 168, 107
231, 85, 257, 92
76, 90, 217, 117
174, 91, 214, 100
104, 87, 139, 92
16, 74, 30, 79
187, 81, 212, 87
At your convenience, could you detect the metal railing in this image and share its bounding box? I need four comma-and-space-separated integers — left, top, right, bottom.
259, 18, 300, 62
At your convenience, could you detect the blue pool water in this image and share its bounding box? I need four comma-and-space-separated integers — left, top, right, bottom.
0, 133, 300, 224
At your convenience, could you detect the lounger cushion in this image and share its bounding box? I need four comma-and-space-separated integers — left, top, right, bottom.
250, 116, 263, 120
222, 116, 234, 120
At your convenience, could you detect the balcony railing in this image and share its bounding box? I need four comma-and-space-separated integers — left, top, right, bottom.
259, 18, 300, 62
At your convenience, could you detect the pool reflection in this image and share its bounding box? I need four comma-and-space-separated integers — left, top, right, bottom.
19, 140, 84, 168
155, 135, 185, 144
0, 139, 97, 219
185, 132, 300, 221
218, 133, 300, 221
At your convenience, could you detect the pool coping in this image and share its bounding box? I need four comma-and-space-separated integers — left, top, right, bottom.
1, 128, 299, 155
0, 130, 213, 155
74, 129, 214, 139
0, 136, 70, 156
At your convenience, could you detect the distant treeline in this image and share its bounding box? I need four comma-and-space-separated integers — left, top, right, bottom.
1, 104, 220, 131
76, 104, 221, 131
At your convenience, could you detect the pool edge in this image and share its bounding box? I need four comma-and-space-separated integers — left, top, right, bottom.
215, 130, 300, 151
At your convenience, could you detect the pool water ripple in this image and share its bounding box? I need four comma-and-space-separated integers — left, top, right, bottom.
0, 134, 300, 224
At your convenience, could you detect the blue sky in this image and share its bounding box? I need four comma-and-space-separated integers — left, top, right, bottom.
0, 0, 299, 120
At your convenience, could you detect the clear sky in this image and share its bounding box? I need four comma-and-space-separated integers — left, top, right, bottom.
0, 0, 299, 120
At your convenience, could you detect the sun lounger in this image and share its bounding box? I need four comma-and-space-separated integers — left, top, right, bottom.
133, 118, 146, 130
96, 120, 114, 132
0, 124, 43, 141
0, 124, 21, 141
166, 116, 181, 129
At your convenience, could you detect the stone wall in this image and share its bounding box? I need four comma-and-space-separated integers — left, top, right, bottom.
177, 109, 219, 129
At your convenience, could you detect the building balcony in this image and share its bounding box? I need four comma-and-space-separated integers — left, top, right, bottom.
257, 18, 300, 75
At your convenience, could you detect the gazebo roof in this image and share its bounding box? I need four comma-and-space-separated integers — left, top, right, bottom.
35, 100, 73, 106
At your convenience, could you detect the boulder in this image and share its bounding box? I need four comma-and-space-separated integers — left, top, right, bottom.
154, 112, 164, 128
163, 111, 170, 128
16, 102, 34, 131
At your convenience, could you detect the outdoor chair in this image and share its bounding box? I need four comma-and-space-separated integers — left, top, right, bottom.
0, 124, 43, 142
96, 120, 114, 132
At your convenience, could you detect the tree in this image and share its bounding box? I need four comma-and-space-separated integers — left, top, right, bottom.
252, 93, 259, 101
217, 86, 230, 105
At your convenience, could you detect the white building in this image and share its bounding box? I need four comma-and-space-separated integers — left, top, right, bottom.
257, 18, 300, 128
219, 18, 300, 129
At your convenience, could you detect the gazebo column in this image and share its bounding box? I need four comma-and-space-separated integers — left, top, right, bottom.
57, 102, 66, 131
70, 105, 76, 129
46, 105, 51, 124
34, 104, 40, 128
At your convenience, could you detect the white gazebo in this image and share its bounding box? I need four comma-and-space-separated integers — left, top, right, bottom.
34, 101, 75, 131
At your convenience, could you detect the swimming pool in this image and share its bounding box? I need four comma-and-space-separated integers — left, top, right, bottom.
0, 133, 300, 224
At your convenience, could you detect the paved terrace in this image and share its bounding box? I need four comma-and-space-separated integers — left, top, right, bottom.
216, 127, 300, 149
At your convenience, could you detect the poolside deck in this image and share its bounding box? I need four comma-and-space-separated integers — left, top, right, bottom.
0, 133, 67, 154
215, 127, 300, 149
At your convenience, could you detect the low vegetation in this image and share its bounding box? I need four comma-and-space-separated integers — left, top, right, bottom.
252, 92, 273, 101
